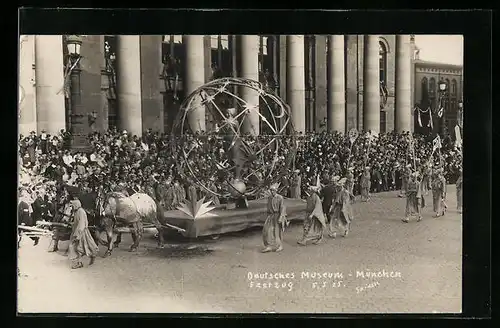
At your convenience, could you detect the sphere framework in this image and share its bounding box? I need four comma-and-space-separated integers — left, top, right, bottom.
172, 77, 296, 198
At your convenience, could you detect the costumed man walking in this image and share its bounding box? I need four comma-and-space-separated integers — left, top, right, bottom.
289, 169, 302, 199
262, 184, 287, 253
298, 184, 327, 246
328, 178, 353, 238
456, 167, 462, 214
360, 167, 371, 202
346, 167, 355, 203
431, 167, 447, 217
67, 198, 98, 269
398, 164, 411, 198
402, 171, 423, 223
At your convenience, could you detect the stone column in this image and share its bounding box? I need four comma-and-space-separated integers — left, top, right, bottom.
327, 35, 346, 133
35, 35, 66, 135
238, 35, 260, 135
116, 35, 142, 136
183, 35, 206, 132
79, 35, 104, 134
395, 34, 412, 132
286, 35, 306, 134
19, 35, 37, 136
139, 35, 164, 133
363, 35, 380, 133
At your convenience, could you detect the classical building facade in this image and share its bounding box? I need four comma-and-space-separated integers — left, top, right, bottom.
18, 35, 415, 138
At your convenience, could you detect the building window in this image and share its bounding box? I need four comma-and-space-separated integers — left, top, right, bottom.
210, 35, 229, 49
210, 35, 230, 79
379, 41, 387, 84
428, 77, 436, 98
421, 77, 428, 100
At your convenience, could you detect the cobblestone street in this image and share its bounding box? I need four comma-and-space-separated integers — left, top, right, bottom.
17, 186, 462, 314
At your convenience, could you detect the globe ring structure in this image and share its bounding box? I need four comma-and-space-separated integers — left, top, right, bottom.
171, 77, 296, 199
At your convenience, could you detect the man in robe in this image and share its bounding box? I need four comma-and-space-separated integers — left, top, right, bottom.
431, 167, 447, 217
456, 167, 462, 213
402, 171, 423, 223
206, 176, 220, 206
67, 198, 99, 269
360, 167, 371, 202
262, 184, 287, 253
345, 167, 355, 202
289, 169, 301, 199
298, 185, 327, 246
398, 164, 412, 198
328, 178, 353, 238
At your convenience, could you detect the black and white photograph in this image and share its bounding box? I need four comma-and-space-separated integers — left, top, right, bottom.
16, 9, 486, 315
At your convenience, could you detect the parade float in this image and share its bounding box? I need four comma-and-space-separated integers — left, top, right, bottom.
160, 77, 307, 239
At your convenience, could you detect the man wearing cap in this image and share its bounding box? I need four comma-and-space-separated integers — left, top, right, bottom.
289, 169, 301, 199
67, 197, 98, 269
328, 177, 353, 237
360, 167, 371, 202
431, 167, 447, 217
402, 171, 423, 223
456, 167, 462, 214
18, 189, 36, 247
262, 184, 287, 253
298, 184, 327, 246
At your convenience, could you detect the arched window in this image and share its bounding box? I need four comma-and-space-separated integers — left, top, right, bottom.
379, 41, 387, 84
451, 79, 457, 97
429, 77, 436, 98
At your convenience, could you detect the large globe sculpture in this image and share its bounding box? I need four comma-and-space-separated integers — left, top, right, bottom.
171, 77, 296, 199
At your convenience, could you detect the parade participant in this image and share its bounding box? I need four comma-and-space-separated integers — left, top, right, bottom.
431, 168, 447, 217
402, 171, 423, 223
422, 162, 433, 195
165, 178, 177, 209
398, 164, 412, 198
289, 169, 302, 199
360, 167, 371, 202
262, 184, 287, 253
321, 175, 339, 223
298, 184, 327, 246
456, 167, 462, 213
67, 198, 98, 269
187, 178, 198, 203
328, 178, 353, 238
346, 167, 355, 201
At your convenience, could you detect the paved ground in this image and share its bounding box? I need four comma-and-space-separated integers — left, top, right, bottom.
17, 186, 462, 314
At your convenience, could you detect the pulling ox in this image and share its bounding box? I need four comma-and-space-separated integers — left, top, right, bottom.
100, 192, 165, 257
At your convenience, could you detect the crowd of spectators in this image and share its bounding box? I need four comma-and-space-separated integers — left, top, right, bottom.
18, 128, 462, 208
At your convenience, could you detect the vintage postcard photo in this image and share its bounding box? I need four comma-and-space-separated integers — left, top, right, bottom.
17, 18, 467, 314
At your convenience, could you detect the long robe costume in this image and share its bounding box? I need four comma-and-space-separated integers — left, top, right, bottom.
298, 192, 327, 245
262, 193, 287, 251
405, 176, 423, 219
289, 174, 301, 199
456, 174, 463, 210
432, 174, 447, 216
329, 187, 354, 236
206, 182, 220, 206
346, 172, 355, 198
360, 171, 371, 201
67, 199, 99, 265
